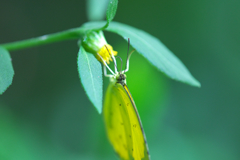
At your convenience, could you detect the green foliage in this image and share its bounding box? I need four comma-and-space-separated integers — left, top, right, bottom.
82, 21, 200, 87
77, 46, 103, 113
0, 0, 200, 113
0, 47, 14, 94
106, 0, 118, 24
106, 22, 200, 87
94, 0, 118, 31
1, 1, 240, 160
86, 0, 109, 21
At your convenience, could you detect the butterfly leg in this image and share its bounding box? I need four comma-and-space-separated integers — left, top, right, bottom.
104, 65, 113, 77
96, 52, 115, 76
110, 50, 118, 74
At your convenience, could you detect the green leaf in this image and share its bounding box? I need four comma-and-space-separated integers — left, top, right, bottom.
77, 46, 103, 113
106, 0, 118, 23
86, 0, 118, 30
81, 21, 200, 87
0, 47, 14, 94
86, 0, 109, 21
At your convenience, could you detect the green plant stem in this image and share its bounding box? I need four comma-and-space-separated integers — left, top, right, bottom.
1, 27, 87, 51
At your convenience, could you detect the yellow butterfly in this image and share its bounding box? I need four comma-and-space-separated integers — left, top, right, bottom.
98, 42, 150, 160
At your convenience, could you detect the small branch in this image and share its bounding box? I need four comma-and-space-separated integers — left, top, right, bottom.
1, 27, 86, 51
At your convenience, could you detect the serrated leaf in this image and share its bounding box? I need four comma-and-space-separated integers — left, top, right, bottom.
81, 21, 200, 87
0, 47, 14, 94
86, 0, 109, 21
77, 46, 103, 113
106, 0, 118, 23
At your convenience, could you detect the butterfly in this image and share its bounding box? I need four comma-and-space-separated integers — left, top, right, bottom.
98, 40, 150, 160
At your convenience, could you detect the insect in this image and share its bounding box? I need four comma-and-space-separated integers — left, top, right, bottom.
98, 39, 150, 160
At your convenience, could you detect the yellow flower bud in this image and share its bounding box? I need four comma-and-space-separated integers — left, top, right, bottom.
81, 31, 117, 65
97, 44, 117, 64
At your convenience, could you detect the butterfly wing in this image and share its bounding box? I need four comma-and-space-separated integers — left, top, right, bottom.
103, 82, 150, 160
122, 84, 150, 160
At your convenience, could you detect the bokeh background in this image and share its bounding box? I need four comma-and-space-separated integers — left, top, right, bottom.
0, 0, 240, 159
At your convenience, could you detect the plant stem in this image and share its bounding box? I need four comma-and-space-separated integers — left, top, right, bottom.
1, 27, 87, 51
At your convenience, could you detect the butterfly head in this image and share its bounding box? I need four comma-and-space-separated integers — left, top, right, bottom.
116, 72, 126, 84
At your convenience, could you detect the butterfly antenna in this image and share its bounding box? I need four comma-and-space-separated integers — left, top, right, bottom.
104, 45, 118, 73
115, 56, 123, 73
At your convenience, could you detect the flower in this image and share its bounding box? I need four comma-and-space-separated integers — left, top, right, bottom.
97, 44, 117, 64
81, 31, 117, 64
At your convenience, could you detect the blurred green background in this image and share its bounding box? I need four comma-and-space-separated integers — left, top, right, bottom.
0, 0, 240, 159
